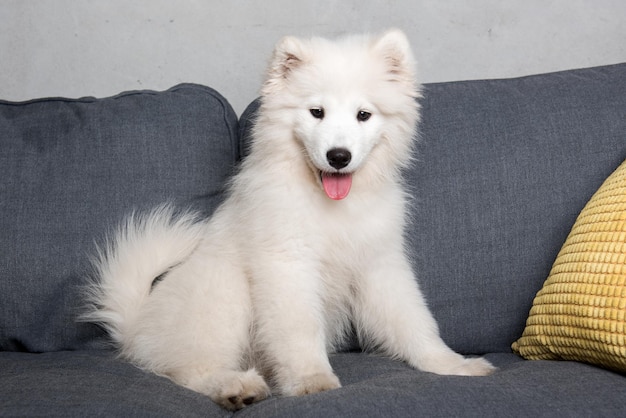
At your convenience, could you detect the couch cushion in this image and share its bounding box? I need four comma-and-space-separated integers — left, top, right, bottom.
240, 63, 626, 354
0, 84, 239, 352
411, 63, 626, 354
3, 351, 625, 417
250, 353, 626, 418
0, 351, 223, 417
512, 159, 626, 371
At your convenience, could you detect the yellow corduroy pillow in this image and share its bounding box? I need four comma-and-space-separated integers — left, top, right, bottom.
512, 159, 626, 372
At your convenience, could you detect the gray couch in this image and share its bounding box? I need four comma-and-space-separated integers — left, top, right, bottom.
1, 63, 625, 417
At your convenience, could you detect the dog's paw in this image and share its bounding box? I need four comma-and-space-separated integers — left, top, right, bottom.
460, 357, 496, 376
449, 356, 496, 376
282, 371, 341, 396
174, 368, 270, 411
421, 355, 496, 377
212, 369, 271, 411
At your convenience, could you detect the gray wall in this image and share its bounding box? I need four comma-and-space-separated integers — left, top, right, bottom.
1, 0, 625, 115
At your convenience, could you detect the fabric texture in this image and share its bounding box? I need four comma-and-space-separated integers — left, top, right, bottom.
3, 63, 626, 416
0, 351, 225, 417
0, 84, 239, 352
4, 351, 626, 418
512, 160, 626, 371
240, 63, 626, 354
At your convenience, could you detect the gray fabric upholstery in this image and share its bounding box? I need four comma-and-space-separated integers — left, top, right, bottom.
0, 84, 239, 352
241, 63, 626, 355
245, 353, 626, 418
3, 351, 626, 417
410, 63, 626, 354
2, 64, 626, 416
0, 351, 224, 417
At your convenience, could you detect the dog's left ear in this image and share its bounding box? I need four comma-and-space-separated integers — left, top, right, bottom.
373, 29, 417, 86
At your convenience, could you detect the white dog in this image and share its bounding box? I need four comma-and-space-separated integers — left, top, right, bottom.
84, 29, 494, 411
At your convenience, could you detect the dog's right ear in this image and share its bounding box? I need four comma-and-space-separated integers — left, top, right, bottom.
262, 36, 307, 95
272, 36, 306, 77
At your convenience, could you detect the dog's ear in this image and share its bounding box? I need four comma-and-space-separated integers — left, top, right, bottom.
373, 29, 417, 86
263, 36, 307, 95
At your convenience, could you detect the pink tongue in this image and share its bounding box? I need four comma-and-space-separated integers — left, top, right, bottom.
322, 173, 352, 200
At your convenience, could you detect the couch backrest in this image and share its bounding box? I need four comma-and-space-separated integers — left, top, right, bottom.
3, 65, 624, 355
241, 63, 626, 354
0, 84, 239, 352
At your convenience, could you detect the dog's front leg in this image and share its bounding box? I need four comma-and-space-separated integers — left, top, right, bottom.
353, 251, 495, 376
250, 258, 341, 396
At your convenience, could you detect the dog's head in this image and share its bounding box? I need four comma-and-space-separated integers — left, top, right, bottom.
259, 29, 420, 200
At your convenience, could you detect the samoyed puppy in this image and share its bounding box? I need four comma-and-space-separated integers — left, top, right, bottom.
85, 29, 494, 411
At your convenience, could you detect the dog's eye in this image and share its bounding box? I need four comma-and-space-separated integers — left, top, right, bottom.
357, 110, 371, 122
310, 108, 325, 119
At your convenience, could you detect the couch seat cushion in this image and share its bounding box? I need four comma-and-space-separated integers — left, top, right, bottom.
3, 351, 625, 417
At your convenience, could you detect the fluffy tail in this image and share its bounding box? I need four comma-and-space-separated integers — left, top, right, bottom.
82, 204, 205, 345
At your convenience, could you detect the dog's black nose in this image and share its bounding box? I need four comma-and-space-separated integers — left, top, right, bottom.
327, 148, 352, 170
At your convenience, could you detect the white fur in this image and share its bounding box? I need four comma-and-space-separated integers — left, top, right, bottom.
83, 29, 495, 411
